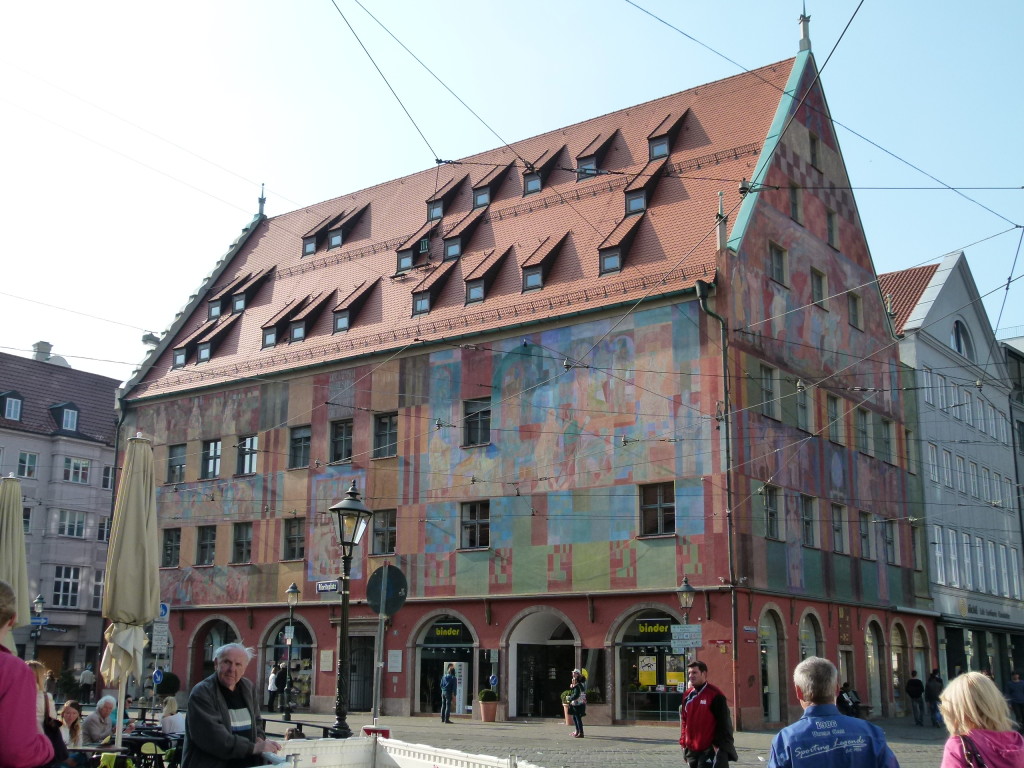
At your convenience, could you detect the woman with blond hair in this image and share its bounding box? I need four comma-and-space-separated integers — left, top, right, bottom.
27, 660, 56, 733
939, 671, 1024, 767
59, 700, 83, 747
161, 696, 186, 734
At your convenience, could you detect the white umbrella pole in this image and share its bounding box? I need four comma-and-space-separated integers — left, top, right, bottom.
115, 676, 127, 749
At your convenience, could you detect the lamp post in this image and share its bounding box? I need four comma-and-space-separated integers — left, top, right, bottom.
327, 482, 373, 739
282, 582, 299, 722
28, 594, 45, 659
676, 577, 696, 662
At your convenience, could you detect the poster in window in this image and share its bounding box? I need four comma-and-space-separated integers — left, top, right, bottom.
666, 654, 687, 686
639, 655, 657, 686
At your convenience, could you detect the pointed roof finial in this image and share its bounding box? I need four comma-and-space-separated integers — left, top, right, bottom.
258, 182, 266, 217
799, 3, 812, 52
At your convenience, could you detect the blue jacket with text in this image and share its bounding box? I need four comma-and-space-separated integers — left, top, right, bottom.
767, 704, 899, 768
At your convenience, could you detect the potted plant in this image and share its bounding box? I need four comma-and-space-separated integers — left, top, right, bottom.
477, 688, 498, 722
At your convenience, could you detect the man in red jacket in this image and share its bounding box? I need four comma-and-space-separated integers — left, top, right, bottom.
679, 660, 737, 768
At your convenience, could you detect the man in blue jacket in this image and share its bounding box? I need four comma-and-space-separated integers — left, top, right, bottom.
767, 657, 899, 768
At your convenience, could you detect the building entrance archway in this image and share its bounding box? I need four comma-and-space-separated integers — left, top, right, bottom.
507, 611, 575, 718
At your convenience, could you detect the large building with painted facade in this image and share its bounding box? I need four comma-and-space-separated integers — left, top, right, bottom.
880, 254, 1024, 687
0, 344, 119, 675
120, 28, 935, 728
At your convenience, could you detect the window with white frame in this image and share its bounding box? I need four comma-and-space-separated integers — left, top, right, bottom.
993, 473, 1002, 505
768, 243, 786, 285
1004, 478, 1014, 510
640, 482, 675, 536
461, 500, 490, 548
17, 451, 37, 479
982, 468, 991, 501
948, 528, 960, 587
885, 519, 898, 564
1000, 545, 1010, 596
827, 395, 843, 443
962, 533, 973, 590
463, 398, 491, 447
855, 408, 870, 453
969, 462, 979, 497
236, 435, 258, 475
801, 495, 817, 547
964, 390, 974, 427
913, 524, 925, 571
922, 367, 933, 405
988, 404, 998, 438
62, 408, 78, 431
942, 450, 953, 487
92, 568, 104, 611
879, 419, 893, 462
288, 426, 311, 468
927, 444, 939, 483
831, 504, 846, 553
933, 525, 945, 583
763, 486, 780, 540
1011, 549, 1021, 599
976, 535, 986, 592
58, 509, 86, 538
53, 566, 80, 607
97, 517, 111, 543
63, 457, 91, 484
951, 320, 976, 361
975, 397, 985, 431
859, 512, 873, 559
956, 456, 966, 493
4, 395, 22, 420
102, 466, 114, 490
988, 540, 998, 595
201, 439, 221, 479
373, 413, 398, 458
759, 365, 778, 419
935, 375, 947, 411
951, 383, 961, 418
330, 420, 353, 464
372, 509, 397, 555
796, 387, 811, 432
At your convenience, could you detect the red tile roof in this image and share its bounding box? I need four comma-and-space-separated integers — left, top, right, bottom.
127, 58, 796, 400
878, 264, 939, 334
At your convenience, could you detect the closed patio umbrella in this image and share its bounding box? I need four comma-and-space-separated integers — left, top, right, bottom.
100, 435, 160, 748
0, 474, 30, 653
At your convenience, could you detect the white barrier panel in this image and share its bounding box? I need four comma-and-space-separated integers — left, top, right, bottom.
270, 736, 545, 768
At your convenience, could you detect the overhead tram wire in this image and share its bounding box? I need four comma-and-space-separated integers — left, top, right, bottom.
993, 227, 1024, 335
328, 0, 438, 161
625, 0, 1021, 230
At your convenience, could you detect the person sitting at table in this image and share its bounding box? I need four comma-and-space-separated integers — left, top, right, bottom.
161, 697, 185, 735
82, 696, 135, 744
60, 700, 84, 747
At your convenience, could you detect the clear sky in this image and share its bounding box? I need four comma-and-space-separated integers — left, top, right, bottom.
2, 1, 1021, 383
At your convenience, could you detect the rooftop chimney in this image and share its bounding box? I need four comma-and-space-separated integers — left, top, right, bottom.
32, 341, 53, 362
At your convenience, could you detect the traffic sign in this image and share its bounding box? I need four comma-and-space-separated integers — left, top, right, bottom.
284, 625, 295, 640
157, 603, 170, 622
366, 563, 408, 616
153, 669, 164, 685
30, 616, 49, 626
316, 580, 339, 594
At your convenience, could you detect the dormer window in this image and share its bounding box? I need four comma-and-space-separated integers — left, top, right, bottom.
61, 408, 78, 431
328, 229, 344, 249
428, 200, 443, 220
445, 238, 462, 260
232, 294, 246, 313
207, 302, 222, 320
600, 248, 622, 274
625, 190, 647, 214
471, 162, 512, 210
197, 342, 212, 363
577, 157, 597, 181
649, 136, 669, 159
419, 237, 430, 254
2, 393, 22, 421
333, 311, 350, 333
523, 266, 543, 291
289, 322, 305, 342
524, 173, 541, 194
397, 251, 414, 272
466, 280, 484, 303
473, 188, 490, 208
172, 349, 187, 368
413, 293, 430, 315
302, 237, 316, 256
263, 328, 278, 348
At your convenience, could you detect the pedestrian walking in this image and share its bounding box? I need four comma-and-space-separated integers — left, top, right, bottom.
1005, 672, 1024, 732
905, 670, 925, 726
939, 671, 1024, 767
78, 665, 95, 706
267, 663, 280, 712
767, 656, 898, 767
439, 664, 456, 724
679, 660, 737, 768
926, 668, 945, 728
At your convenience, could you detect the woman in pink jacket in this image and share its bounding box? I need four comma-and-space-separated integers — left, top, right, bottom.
939, 671, 1024, 768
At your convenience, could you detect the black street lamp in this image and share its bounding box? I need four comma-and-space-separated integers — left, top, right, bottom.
29, 594, 45, 658
282, 582, 299, 722
327, 482, 373, 739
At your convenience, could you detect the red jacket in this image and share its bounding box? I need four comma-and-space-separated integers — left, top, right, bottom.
679, 681, 731, 753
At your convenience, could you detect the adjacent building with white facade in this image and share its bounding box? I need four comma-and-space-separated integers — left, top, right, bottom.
0, 343, 120, 676
881, 252, 1024, 682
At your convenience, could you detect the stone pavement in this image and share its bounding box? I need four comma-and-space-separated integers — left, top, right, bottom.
267, 712, 948, 768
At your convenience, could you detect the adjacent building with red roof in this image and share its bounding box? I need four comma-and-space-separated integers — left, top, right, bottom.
120, 23, 934, 728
